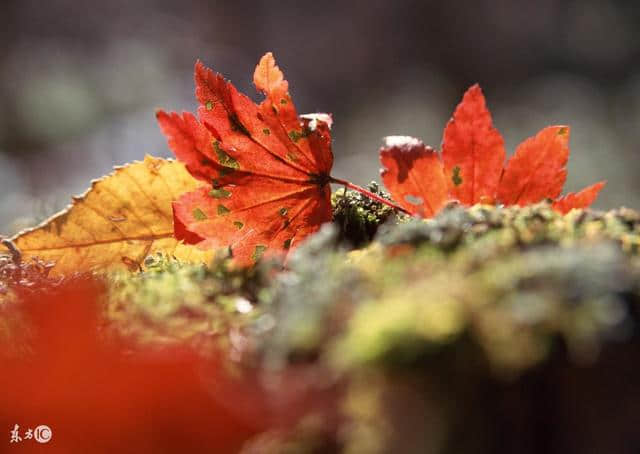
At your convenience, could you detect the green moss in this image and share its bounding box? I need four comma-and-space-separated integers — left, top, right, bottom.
256, 225, 366, 366
6, 199, 640, 452
332, 182, 404, 248
90, 202, 640, 371
333, 241, 636, 374
104, 253, 275, 349
228, 203, 640, 452
378, 202, 640, 255
233, 203, 640, 376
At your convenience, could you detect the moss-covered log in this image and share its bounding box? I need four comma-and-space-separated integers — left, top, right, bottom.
3, 194, 640, 453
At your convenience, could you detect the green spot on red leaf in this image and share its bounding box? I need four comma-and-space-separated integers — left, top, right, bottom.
192, 208, 207, 220
233, 221, 244, 230
262, 128, 270, 135
252, 245, 267, 262
288, 128, 311, 143
217, 204, 230, 216
452, 166, 463, 186
288, 130, 301, 142
205, 100, 214, 110
209, 188, 231, 199
283, 238, 292, 250
212, 140, 239, 169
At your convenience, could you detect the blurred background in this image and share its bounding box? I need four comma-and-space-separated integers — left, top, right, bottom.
1, 0, 639, 234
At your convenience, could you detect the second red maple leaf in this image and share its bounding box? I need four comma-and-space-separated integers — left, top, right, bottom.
380, 85, 605, 217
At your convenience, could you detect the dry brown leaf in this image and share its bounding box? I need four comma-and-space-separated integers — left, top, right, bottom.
0, 155, 214, 275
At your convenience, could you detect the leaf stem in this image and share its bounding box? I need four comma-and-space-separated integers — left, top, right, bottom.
328, 177, 411, 215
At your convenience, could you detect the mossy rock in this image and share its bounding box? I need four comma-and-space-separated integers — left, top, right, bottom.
3, 192, 640, 453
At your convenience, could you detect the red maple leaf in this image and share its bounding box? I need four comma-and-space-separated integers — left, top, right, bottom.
158, 53, 405, 265
380, 84, 605, 217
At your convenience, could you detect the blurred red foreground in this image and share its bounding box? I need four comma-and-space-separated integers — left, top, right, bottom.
0, 280, 262, 453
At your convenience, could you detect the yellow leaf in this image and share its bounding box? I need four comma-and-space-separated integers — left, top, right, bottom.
0, 156, 214, 275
